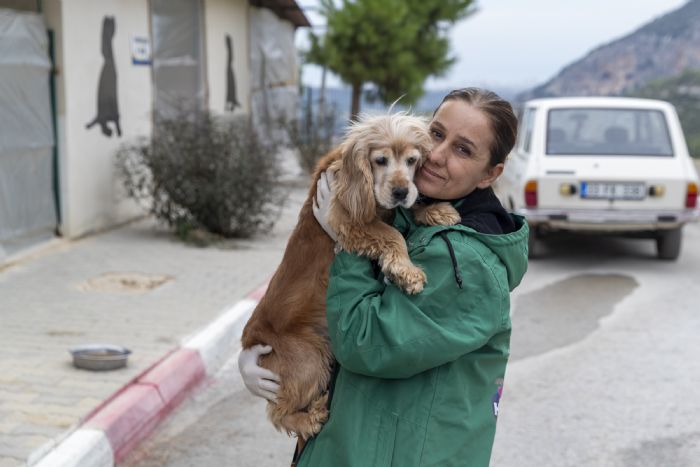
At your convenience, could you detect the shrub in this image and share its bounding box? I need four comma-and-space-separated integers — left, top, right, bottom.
116, 112, 285, 239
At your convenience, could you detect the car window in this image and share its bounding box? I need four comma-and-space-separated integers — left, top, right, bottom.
517, 108, 536, 154
546, 108, 673, 156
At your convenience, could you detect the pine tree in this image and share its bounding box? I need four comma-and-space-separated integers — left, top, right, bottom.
308, 0, 476, 120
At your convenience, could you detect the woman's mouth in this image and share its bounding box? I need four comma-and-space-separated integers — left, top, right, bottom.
421, 166, 444, 181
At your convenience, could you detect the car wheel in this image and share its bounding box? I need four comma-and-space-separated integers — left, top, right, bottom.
528, 227, 541, 259
656, 227, 682, 260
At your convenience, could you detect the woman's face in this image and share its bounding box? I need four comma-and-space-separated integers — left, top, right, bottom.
415, 100, 504, 200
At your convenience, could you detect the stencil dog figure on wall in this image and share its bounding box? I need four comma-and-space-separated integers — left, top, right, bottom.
225, 34, 240, 111
86, 16, 121, 137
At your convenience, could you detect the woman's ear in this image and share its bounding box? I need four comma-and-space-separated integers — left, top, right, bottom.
334, 141, 376, 224
477, 163, 505, 189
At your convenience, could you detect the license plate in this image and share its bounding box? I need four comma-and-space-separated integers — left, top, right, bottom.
580, 182, 646, 200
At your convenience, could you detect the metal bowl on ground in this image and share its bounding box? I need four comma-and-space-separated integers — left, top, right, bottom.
69, 344, 131, 371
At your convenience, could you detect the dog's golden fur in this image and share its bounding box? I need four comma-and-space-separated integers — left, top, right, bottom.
241, 113, 459, 440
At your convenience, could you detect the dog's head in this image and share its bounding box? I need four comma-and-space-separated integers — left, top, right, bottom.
334, 112, 432, 223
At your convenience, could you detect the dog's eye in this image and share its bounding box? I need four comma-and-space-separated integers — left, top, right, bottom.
375, 156, 388, 166
406, 157, 417, 166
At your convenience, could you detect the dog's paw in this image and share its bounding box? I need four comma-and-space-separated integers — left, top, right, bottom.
385, 261, 426, 295
413, 202, 460, 226
298, 394, 329, 440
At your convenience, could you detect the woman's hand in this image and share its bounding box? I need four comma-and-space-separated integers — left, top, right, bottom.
238, 345, 280, 402
312, 170, 338, 241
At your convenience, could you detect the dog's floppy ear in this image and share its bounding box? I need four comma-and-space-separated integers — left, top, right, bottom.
334, 139, 376, 224
414, 120, 433, 167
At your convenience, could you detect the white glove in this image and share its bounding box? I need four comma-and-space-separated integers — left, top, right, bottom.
238, 344, 280, 402
312, 170, 338, 242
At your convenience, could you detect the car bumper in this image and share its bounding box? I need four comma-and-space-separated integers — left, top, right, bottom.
520, 207, 700, 231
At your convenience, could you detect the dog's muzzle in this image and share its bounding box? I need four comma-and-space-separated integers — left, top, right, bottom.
392, 187, 409, 202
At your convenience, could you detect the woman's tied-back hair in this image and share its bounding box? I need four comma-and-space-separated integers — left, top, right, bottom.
435, 88, 518, 167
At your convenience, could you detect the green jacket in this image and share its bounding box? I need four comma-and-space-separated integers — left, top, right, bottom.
298, 208, 529, 467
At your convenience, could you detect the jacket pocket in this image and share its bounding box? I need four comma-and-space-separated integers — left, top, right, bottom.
373, 410, 399, 466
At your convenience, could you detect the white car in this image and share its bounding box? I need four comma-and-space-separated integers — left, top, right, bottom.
497, 97, 699, 260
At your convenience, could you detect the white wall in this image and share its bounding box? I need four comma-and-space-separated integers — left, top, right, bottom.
42, 0, 267, 239
203, 0, 250, 115
53, 0, 151, 238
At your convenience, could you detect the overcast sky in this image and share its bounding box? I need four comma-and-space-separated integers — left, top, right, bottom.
296, 0, 688, 90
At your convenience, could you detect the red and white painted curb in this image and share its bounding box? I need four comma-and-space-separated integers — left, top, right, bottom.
31, 282, 268, 467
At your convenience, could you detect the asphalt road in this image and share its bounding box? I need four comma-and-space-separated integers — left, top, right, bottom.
121, 221, 700, 467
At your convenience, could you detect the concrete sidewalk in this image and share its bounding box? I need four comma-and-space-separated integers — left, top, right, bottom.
0, 178, 309, 466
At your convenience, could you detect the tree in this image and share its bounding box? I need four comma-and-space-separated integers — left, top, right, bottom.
307, 0, 476, 120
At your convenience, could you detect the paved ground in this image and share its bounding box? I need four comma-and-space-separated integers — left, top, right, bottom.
116, 156, 700, 467
119, 220, 700, 467
120, 354, 294, 467
0, 173, 309, 466
0, 160, 700, 467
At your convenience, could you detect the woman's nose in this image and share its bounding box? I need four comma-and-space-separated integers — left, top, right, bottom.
428, 143, 447, 164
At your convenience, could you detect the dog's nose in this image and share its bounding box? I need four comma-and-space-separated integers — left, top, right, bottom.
392, 187, 409, 201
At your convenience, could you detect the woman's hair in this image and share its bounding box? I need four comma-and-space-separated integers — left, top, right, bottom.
435, 88, 518, 166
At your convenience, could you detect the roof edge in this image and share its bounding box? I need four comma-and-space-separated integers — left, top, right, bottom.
250, 0, 311, 28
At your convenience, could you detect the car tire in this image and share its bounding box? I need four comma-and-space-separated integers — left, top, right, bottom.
528, 227, 541, 259
656, 227, 682, 261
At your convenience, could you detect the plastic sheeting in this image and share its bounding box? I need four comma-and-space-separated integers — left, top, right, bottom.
0, 9, 56, 249
250, 7, 299, 136
151, 0, 205, 118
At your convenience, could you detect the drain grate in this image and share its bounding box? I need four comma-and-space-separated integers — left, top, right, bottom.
77, 272, 173, 292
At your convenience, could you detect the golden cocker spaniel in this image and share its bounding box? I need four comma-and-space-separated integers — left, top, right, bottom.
241, 113, 459, 440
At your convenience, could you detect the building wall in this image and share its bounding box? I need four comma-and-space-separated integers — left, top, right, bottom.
203, 0, 250, 115
51, 0, 151, 238
37, 0, 285, 240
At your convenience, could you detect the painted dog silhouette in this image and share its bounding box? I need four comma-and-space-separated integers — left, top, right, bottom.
86, 16, 121, 137
225, 34, 240, 111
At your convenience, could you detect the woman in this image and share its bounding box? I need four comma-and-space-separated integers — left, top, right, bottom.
239, 88, 529, 466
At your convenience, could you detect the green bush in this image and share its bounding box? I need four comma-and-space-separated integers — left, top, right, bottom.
685, 133, 700, 159
116, 112, 285, 240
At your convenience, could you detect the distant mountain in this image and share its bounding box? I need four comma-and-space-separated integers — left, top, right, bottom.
518, 0, 700, 101
304, 85, 525, 122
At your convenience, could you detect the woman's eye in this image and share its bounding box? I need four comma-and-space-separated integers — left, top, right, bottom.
456, 145, 471, 156
375, 156, 388, 165
406, 157, 417, 165
430, 129, 443, 140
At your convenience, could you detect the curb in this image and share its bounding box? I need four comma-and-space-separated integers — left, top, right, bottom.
31, 282, 268, 467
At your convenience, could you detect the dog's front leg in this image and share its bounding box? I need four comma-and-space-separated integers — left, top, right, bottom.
337, 220, 426, 294
413, 202, 460, 226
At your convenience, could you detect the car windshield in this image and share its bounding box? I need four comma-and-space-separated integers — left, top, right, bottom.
546, 108, 673, 156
